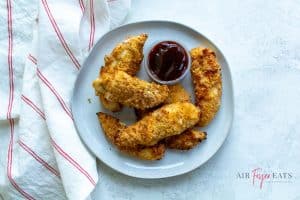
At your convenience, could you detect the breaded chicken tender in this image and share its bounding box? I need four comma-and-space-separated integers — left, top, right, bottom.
164, 84, 191, 104
135, 84, 206, 150
165, 130, 207, 150
135, 84, 190, 120
116, 102, 200, 148
97, 112, 165, 160
97, 112, 126, 142
190, 47, 222, 126
99, 34, 148, 111
99, 95, 121, 112
104, 34, 148, 76
125, 143, 165, 161
93, 70, 169, 110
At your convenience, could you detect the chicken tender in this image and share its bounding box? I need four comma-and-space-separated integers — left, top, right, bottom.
104, 33, 148, 75
135, 84, 206, 150
99, 34, 148, 111
97, 112, 165, 160
116, 102, 200, 148
125, 143, 165, 161
93, 70, 169, 110
164, 84, 191, 104
165, 130, 207, 150
190, 47, 222, 127
135, 84, 190, 120
99, 95, 121, 112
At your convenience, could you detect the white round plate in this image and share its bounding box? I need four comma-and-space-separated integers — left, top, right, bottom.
72, 21, 234, 179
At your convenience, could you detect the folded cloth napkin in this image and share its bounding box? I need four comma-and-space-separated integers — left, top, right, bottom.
0, 0, 130, 199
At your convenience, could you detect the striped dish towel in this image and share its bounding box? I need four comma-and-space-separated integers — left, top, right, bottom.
0, 0, 130, 199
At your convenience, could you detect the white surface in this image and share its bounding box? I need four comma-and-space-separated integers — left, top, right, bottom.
72, 21, 233, 178
91, 0, 300, 199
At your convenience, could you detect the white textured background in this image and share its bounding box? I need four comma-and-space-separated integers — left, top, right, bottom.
92, 0, 300, 199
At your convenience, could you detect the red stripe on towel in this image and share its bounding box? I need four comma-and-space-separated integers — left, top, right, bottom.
79, 0, 85, 12
18, 140, 60, 177
51, 139, 96, 186
41, 0, 81, 70
6, 1, 35, 198
88, 0, 95, 50
21, 95, 46, 120
36, 68, 74, 120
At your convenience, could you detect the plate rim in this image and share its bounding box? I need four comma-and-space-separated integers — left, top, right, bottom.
71, 20, 235, 179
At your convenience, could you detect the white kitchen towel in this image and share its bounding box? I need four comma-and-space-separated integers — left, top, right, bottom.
0, 0, 130, 199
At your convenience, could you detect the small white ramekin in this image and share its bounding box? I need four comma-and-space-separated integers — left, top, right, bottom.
144, 40, 191, 85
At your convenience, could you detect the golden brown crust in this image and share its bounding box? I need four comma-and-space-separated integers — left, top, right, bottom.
190, 47, 222, 126
97, 112, 165, 160
124, 143, 165, 161
116, 102, 200, 148
134, 84, 206, 150
134, 106, 158, 120
164, 84, 191, 104
165, 130, 207, 150
97, 34, 148, 112
97, 112, 126, 142
135, 84, 191, 120
99, 95, 121, 112
93, 70, 169, 110
104, 34, 148, 76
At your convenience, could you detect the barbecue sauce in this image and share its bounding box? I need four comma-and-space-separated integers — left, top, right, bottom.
148, 41, 188, 81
